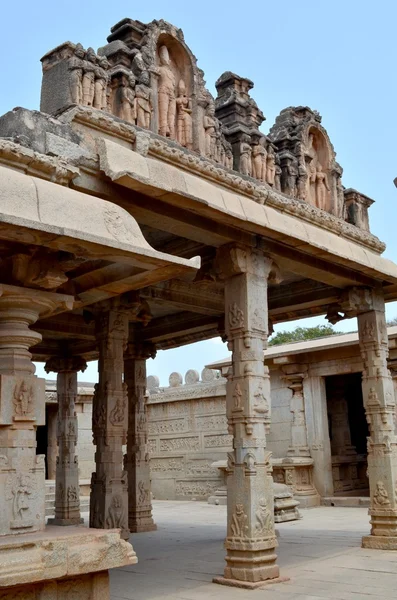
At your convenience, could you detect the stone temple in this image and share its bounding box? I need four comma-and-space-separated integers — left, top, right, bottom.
0, 15, 397, 597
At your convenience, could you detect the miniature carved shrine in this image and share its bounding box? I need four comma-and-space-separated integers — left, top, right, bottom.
0, 15, 397, 597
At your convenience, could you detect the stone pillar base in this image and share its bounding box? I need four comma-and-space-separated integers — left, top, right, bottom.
129, 521, 157, 533
362, 535, 397, 550
213, 575, 289, 589
0, 527, 136, 597
47, 516, 84, 526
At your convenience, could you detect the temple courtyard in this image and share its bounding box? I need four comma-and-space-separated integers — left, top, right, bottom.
104, 502, 397, 599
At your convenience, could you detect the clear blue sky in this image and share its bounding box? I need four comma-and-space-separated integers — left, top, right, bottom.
3, 0, 396, 384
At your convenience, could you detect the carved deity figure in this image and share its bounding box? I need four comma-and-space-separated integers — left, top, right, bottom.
134, 71, 152, 129
106, 494, 126, 528
274, 162, 282, 191
157, 45, 177, 138
297, 154, 308, 200
69, 43, 85, 105
373, 481, 390, 506
255, 497, 272, 536
176, 79, 193, 149
239, 135, 252, 176
231, 504, 248, 538
313, 164, 330, 210
224, 144, 233, 170
109, 395, 125, 426
251, 138, 267, 182
82, 47, 97, 107
13, 381, 33, 417
203, 102, 217, 159
7, 474, 34, 523
138, 480, 149, 504
266, 146, 276, 186
93, 57, 109, 110
120, 75, 136, 124
285, 160, 298, 197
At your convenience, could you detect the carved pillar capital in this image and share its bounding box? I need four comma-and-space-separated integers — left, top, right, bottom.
215, 243, 274, 279
45, 356, 87, 374
125, 341, 156, 361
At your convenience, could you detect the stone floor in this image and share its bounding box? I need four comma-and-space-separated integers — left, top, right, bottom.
105, 501, 397, 600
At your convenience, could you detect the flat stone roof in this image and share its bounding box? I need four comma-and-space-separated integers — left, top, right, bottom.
207, 325, 397, 370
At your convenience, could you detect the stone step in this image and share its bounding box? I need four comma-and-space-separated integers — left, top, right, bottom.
322, 496, 370, 507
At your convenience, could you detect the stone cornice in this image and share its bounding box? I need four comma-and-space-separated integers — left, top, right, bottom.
147, 136, 385, 254
0, 139, 79, 185
147, 380, 227, 404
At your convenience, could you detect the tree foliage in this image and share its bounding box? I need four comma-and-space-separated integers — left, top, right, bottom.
387, 317, 397, 327
269, 324, 337, 346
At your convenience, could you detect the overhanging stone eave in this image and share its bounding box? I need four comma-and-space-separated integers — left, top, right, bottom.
98, 138, 397, 291
0, 165, 200, 308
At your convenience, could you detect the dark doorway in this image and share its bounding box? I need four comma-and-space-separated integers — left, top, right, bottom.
325, 373, 369, 495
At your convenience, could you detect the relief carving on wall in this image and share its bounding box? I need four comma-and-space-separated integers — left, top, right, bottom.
6, 473, 37, 529
13, 381, 34, 420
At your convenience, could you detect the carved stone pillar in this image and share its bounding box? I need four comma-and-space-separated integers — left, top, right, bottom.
0, 286, 72, 537
45, 356, 87, 526
276, 365, 320, 507
344, 288, 397, 548
47, 406, 58, 480
282, 369, 310, 457
213, 244, 283, 589
89, 301, 129, 540
124, 341, 157, 533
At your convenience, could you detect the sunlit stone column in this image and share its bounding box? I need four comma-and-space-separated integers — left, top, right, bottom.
45, 356, 87, 526
213, 244, 282, 589
341, 287, 397, 547
349, 287, 397, 549
124, 341, 157, 533
90, 300, 129, 540
0, 286, 72, 536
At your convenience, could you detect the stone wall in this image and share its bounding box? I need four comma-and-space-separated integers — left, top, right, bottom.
146, 366, 292, 500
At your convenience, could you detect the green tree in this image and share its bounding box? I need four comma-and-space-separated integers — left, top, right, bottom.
269, 324, 337, 346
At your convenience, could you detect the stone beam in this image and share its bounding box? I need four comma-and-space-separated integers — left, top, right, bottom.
141, 280, 224, 316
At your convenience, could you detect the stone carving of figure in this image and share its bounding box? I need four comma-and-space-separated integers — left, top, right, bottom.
120, 75, 136, 124
134, 71, 152, 129
251, 138, 267, 182
239, 135, 252, 176
93, 57, 109, 110
157, 45, 177, 139
255, 497, 272, 536
106, 494, 126, 528
313, 164, 330, 210
285, 160, 298, 197
82, 47, 97, 107
274, 162, 282, 191
224, 144, 233, 170
13, 381, 33, 417
109, 395, 125, 426
373, 481, 390, 506
176, 79, 193, 149
69, 43, 85, 105
297, 157, 308, 201
203, 102, 217, 159
7, 473, 34, 524
266, 146, 276, 186
231, 504, 248, 538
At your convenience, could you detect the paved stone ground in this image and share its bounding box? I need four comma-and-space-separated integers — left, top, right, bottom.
109, 501, 397, 600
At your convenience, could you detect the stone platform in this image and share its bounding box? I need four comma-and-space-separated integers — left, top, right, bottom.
0, 527, 136, 599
